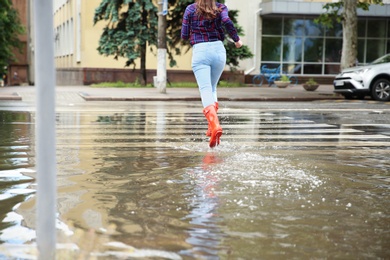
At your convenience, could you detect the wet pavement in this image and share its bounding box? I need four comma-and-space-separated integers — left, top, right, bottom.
0, 94, 389, 258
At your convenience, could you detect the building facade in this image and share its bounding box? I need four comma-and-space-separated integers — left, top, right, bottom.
51, 0, 198, 85
26, 0, 390, 85
227, 0, 390, 83
6, 0, 29, 86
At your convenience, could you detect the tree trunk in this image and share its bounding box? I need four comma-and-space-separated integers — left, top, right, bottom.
140, 44, 146, 85
341, 0, 358, 71
139, 5, 148, 85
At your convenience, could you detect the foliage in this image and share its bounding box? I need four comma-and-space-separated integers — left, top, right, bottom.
93, 0, 158, 65
91, 80, 154, 88
0, 0, 25, 76
315, 0, 383, 28
94, 0, 253, 83
279, 75, 290, 82
166, 0, 192, 67
305, 78, 318, 86
94, 0, 158, 84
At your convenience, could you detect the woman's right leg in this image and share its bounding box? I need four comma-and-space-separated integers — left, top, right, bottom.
210, 43, 226, 104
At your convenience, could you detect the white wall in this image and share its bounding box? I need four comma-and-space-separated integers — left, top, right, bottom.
225, 0, 262, 74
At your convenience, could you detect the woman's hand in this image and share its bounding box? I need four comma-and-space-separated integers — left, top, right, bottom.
235, 40, 243, 48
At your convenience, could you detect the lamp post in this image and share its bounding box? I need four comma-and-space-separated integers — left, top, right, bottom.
34, 0, 57, 258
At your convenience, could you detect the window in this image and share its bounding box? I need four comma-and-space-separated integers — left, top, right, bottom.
366, 39, 387, 62
263, 18, 282, 35
261, 17, 389, 76
303, 64, 322, 75
262, 37, 281, 61
358, 20, 366, 38
304, 38, 324, 62
262, 17, 341, 75
367, 20, 386, 38
325, 23, 342, 37
357, 39, 365, 64
283, 63, 301, 74
325, 38, 342, 63
283, 36, 302, 62
305, 20, 324, 37
284, 18, 306, 36
387, 41, 390, 55
388, 20, 390, 39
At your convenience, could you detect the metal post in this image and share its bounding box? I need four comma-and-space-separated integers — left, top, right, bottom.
157, 0, 167, 94
34, 0, 57, 258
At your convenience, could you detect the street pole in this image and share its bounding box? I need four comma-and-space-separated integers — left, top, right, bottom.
157, 0, 167, 94
34, 0, 57, 258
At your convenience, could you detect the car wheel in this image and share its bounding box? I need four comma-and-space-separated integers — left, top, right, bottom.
371, 78, 390, 101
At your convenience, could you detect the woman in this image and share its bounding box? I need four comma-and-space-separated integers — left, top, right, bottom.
181, 0, 243, 148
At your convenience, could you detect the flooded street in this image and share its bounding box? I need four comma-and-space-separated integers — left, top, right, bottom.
0, 101, 389, 259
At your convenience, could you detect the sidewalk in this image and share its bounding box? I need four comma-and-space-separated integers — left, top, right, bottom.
0, 84, 341, 102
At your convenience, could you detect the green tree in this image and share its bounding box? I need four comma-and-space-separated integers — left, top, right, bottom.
315, 0, 383, 71
94, 0, 158, 85
94, 0, 252, 84
0, 0, 25, 76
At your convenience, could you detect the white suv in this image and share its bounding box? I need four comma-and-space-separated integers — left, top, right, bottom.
333, 54, 390, 101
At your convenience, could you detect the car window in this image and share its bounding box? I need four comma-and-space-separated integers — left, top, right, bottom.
372, 54, 390, 64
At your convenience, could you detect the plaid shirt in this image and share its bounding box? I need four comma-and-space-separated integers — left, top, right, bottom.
181, 3, 240, 46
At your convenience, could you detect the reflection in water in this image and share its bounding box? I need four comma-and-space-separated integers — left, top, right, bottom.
180, 152, 223, 259
0, 111, 34, 170
0, 112, 36, 246
0, 107, 389, 259
0, 169, 36, 244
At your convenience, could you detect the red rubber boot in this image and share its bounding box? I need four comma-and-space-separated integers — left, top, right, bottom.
206, 102, 219, 137
203, 104, 222, 148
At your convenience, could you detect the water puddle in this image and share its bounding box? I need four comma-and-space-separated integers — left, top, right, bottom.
0, 108, 389, 259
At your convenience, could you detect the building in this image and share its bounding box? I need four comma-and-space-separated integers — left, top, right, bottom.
51, 0, 210, 85
6, 0, 29, 86
26, 0, 390, 85
228, 0, 390, 83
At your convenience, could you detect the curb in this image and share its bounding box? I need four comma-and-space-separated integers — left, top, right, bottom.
0, 88, 342, 102
78, 92, 201, 101
78, 92, 342, 102
0, 92, 22, 101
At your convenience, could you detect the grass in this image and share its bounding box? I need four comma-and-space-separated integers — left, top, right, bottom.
91, 80, 245, 88
90, 81, 153, 88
